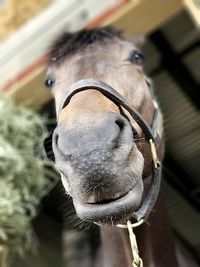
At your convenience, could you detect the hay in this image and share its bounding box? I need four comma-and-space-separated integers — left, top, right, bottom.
0, 97, 57, 259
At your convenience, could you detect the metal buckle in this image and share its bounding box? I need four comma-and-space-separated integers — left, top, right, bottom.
117, 219, 144, 229
157, 114, 163, 140
149, 139, 158, 169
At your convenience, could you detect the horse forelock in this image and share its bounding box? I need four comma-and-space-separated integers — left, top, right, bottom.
48, 26, 123, 65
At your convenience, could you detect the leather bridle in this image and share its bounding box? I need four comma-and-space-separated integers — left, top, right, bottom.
44, 78, 163, 224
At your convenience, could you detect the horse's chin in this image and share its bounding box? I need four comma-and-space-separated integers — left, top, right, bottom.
73, 178, 143, 226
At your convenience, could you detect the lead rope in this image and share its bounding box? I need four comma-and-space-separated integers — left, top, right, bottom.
117, 220, 144, 267
116, 139, 159, 267
127, 220, 143, 267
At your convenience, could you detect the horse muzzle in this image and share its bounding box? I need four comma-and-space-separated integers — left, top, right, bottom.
52, 112, 145, 218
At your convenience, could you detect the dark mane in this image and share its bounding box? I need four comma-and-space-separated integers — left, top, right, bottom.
48, 26, 122, 64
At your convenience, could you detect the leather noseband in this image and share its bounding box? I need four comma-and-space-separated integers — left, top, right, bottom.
44, 78, 163, 223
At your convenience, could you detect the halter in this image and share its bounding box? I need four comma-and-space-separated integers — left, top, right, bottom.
44, 78, 163, 223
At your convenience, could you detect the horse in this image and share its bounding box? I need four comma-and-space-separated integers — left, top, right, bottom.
44, 27, 178, 267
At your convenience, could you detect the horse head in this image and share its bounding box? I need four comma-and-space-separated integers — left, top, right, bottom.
44, 27, 164, 226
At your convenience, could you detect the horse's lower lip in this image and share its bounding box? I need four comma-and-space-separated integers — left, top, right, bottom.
73, 181, 142, 224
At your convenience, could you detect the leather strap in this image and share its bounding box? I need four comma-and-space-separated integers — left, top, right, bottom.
58, 79, 159, 143
133, 163, 162, 221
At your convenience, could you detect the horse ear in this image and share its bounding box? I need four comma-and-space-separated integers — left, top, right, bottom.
127, 35, 145, 49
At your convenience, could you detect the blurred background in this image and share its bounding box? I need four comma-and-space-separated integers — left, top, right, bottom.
0, 0, 200, 266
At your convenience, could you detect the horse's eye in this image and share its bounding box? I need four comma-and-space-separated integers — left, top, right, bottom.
128, 51, 144, 66
45, 75, 55, 88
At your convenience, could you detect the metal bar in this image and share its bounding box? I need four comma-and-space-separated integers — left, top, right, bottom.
179, 40, 200, 56
163, 154, 200, 212
150, 30, 200, 109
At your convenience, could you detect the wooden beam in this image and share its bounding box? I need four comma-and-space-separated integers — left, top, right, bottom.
183, 0, 200, 28
104, 0, 183, 35
8, 0, 184, 108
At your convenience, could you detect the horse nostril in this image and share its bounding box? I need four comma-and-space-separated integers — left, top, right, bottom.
115, 119, 125, 131
114, 118, 126, 149
53, 132, 59, 147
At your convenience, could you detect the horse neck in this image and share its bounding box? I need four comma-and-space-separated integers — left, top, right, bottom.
98, 194, 178, 267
